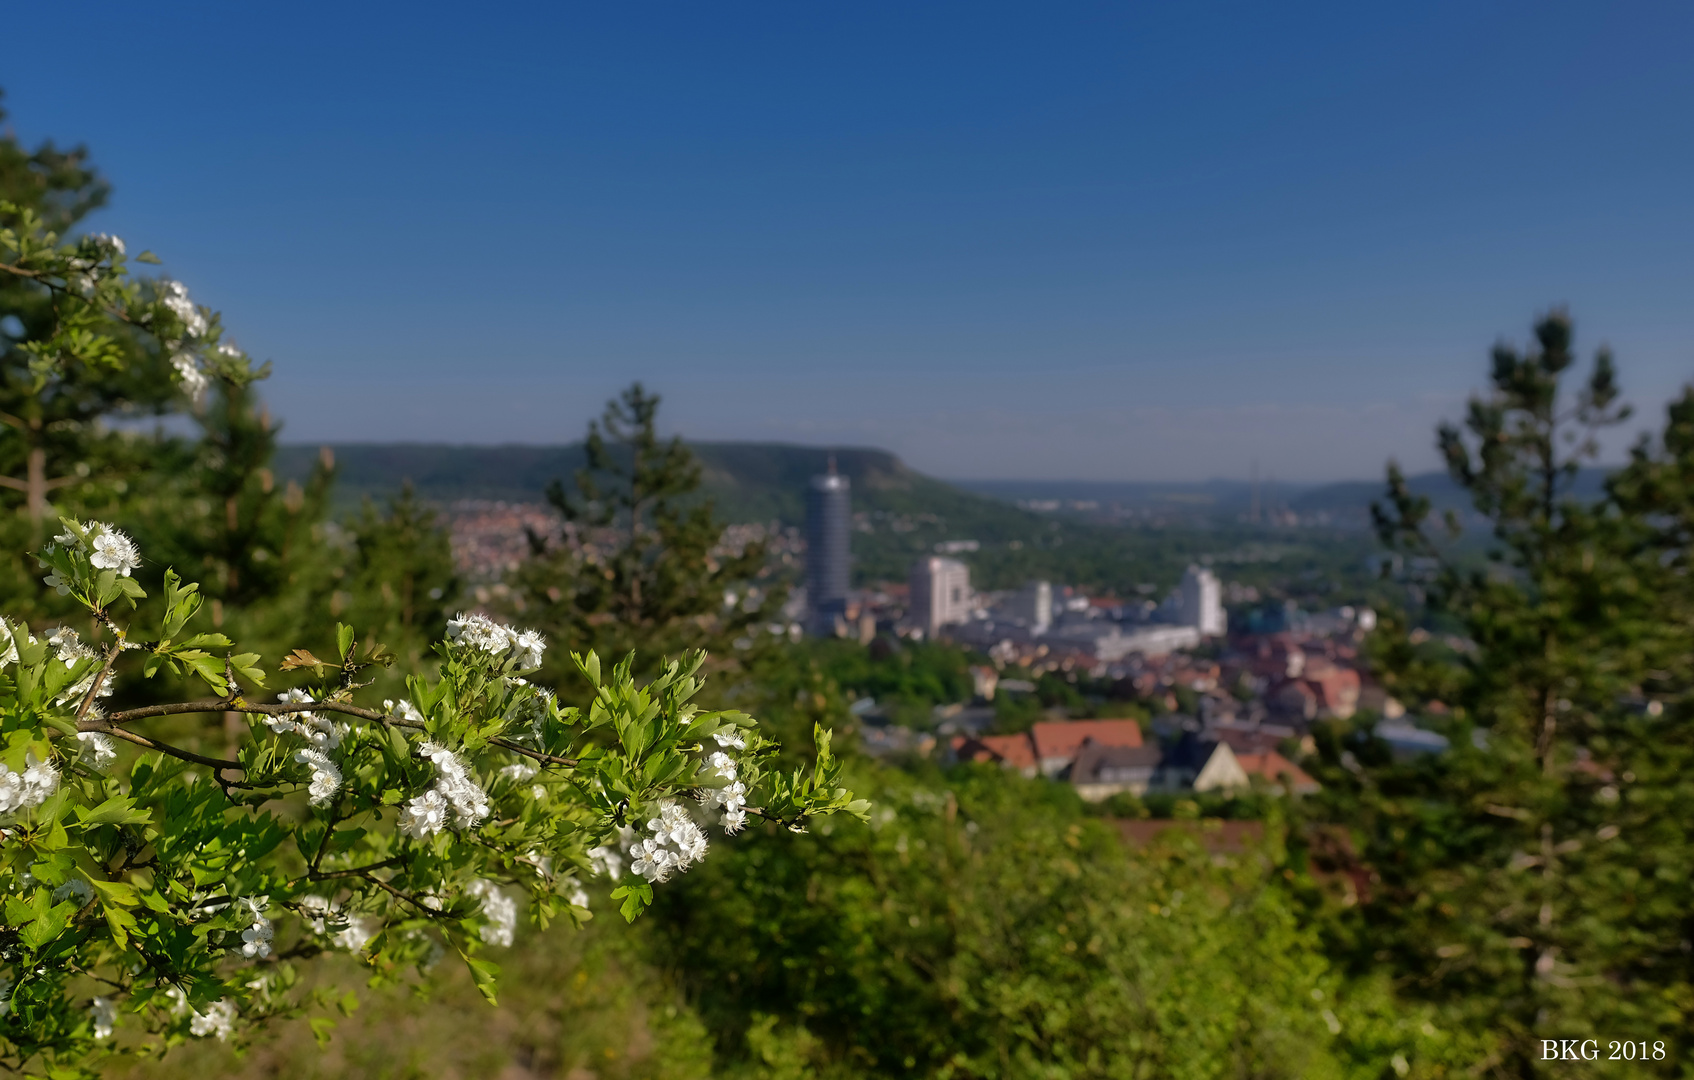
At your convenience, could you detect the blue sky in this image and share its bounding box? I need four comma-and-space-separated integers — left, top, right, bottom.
5, 1, 1692, 481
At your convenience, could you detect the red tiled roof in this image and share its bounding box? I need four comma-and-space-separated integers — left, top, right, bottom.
977, 734, 1037, 770
1029, 719, 1143, 761
1234, 751, 1319, 793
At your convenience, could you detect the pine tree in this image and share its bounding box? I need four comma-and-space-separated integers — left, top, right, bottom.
341, 482, 459, 681
1319, 311, 1685, 1075
513, 383, 772, 678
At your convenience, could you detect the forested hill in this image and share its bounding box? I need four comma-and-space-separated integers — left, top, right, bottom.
272, 441, 1021, 529
274, 441, 1400, 594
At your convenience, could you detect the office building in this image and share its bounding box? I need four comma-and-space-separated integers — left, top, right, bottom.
1177, 565, 1227, 637
910, 556, 971, 637
805, 465, 851, 635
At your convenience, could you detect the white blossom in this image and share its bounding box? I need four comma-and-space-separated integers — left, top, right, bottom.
332, 914, 381, 953
46, 626, 97, 665
240, 898, 273, 960
400, 740, 489, 836
299, 894, 337, 934
42, 572, 71, 596
499, 761, 538, 783
398, 788, 449, 839
464, 880, 516, 947
706, 751, 738, 782
0, 754, 60, 815
588, 845, 623, 881
90, 996, 117, 1039
173, 353, 209, 403
295, 748, 342, 806
628, 800, 710, 882
565, 880, 590, 909
713, 729, 747, 751
160, 280, 209, 338
89, 233, 125, 257
446, 613, 545, 668
270, 688, 347, 749
76, 732, 118, 771
383, 698, 424, 724
188, 998, 236, 1040
88, 526, 142, 577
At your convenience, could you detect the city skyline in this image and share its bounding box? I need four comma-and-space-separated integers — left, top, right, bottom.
5, 2, 1692, 481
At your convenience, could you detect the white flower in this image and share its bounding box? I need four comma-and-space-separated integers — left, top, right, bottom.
707, 751, 738, 782
499, 761, 538, 783
89, 233, 125, 257
47, 626, 97, 665
630, 838, 672, 883
332, 914, 381, 952
464, 880, 516, 947
398, 789, 449, 839
511, 629, 546, 669
713, 729, 747, 750
188, 998, 237, 1040
566, 880, 589, 909
404, 739, 489, 832
445, 613, 545, 668
270, 689, 346, 750
76, 733, 118, 770
383, 698, 424, 724
295, 748, 342, 806
173, 353, 210, 403
88, 526, 142, 577
42, 572, 71, 596
240, 898, 274, 959
0, 754, 60, 814
588, 845, 623, 881
52, 878, 94, 906
299, 894, 337, 934
160, 280, 209, 338
215, 342, 241, 358
722, 807, 748, 833
90, 995, 117, 1039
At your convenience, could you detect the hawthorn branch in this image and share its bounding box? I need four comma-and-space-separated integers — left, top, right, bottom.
101, 699, 579, 767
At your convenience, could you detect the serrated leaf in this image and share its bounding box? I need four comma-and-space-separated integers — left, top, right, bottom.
280, 649, 327, 672
336, 624, 355, 662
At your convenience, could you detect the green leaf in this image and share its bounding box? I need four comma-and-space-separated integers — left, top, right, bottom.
611, 881, 653, 923
77, 796, 152, 828
309, 1016, 337, 1048
462, 954, 501, 1006
336, 623, 355, 662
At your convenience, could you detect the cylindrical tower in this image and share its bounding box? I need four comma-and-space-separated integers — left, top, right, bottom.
805, 466, 851, 636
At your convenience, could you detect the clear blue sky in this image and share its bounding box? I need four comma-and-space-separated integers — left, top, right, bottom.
5, 1, 1692, 481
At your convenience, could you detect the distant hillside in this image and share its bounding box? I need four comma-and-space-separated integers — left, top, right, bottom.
272, 441, 1002, 527
273, 442, 1395, 596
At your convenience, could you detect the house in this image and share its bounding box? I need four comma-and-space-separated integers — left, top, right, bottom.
1233, 750, 1320, 794
1157, 732, 1250, 793
1069, 739, 1164, 800
1028, 719, 1144, 777
949, 733, 1039, 778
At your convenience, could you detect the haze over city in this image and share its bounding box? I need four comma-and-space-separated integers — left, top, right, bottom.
4, 1, 1691, 481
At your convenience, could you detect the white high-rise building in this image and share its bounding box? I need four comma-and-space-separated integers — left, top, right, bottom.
1005, 580, 1052, 633
1177, 565, 1227, 636
909, 557, 972, 637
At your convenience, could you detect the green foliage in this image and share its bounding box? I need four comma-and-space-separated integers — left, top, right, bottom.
514, 383, 774, 678
1326, 310, 1690, 1075
650, 764, 1474, 1079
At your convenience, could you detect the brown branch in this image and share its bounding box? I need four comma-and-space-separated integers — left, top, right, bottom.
95, 725, 242, 772
306, 856, 405, 883
0, 476, 26, 492
103, 699, 578, 767
76, 636, 125, 724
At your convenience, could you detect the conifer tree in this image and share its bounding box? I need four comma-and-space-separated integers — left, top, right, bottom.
341, 483, 459, 680
1320, 311, 1682, 1075
0, 94, 188, 615
515, 383, 772, 678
